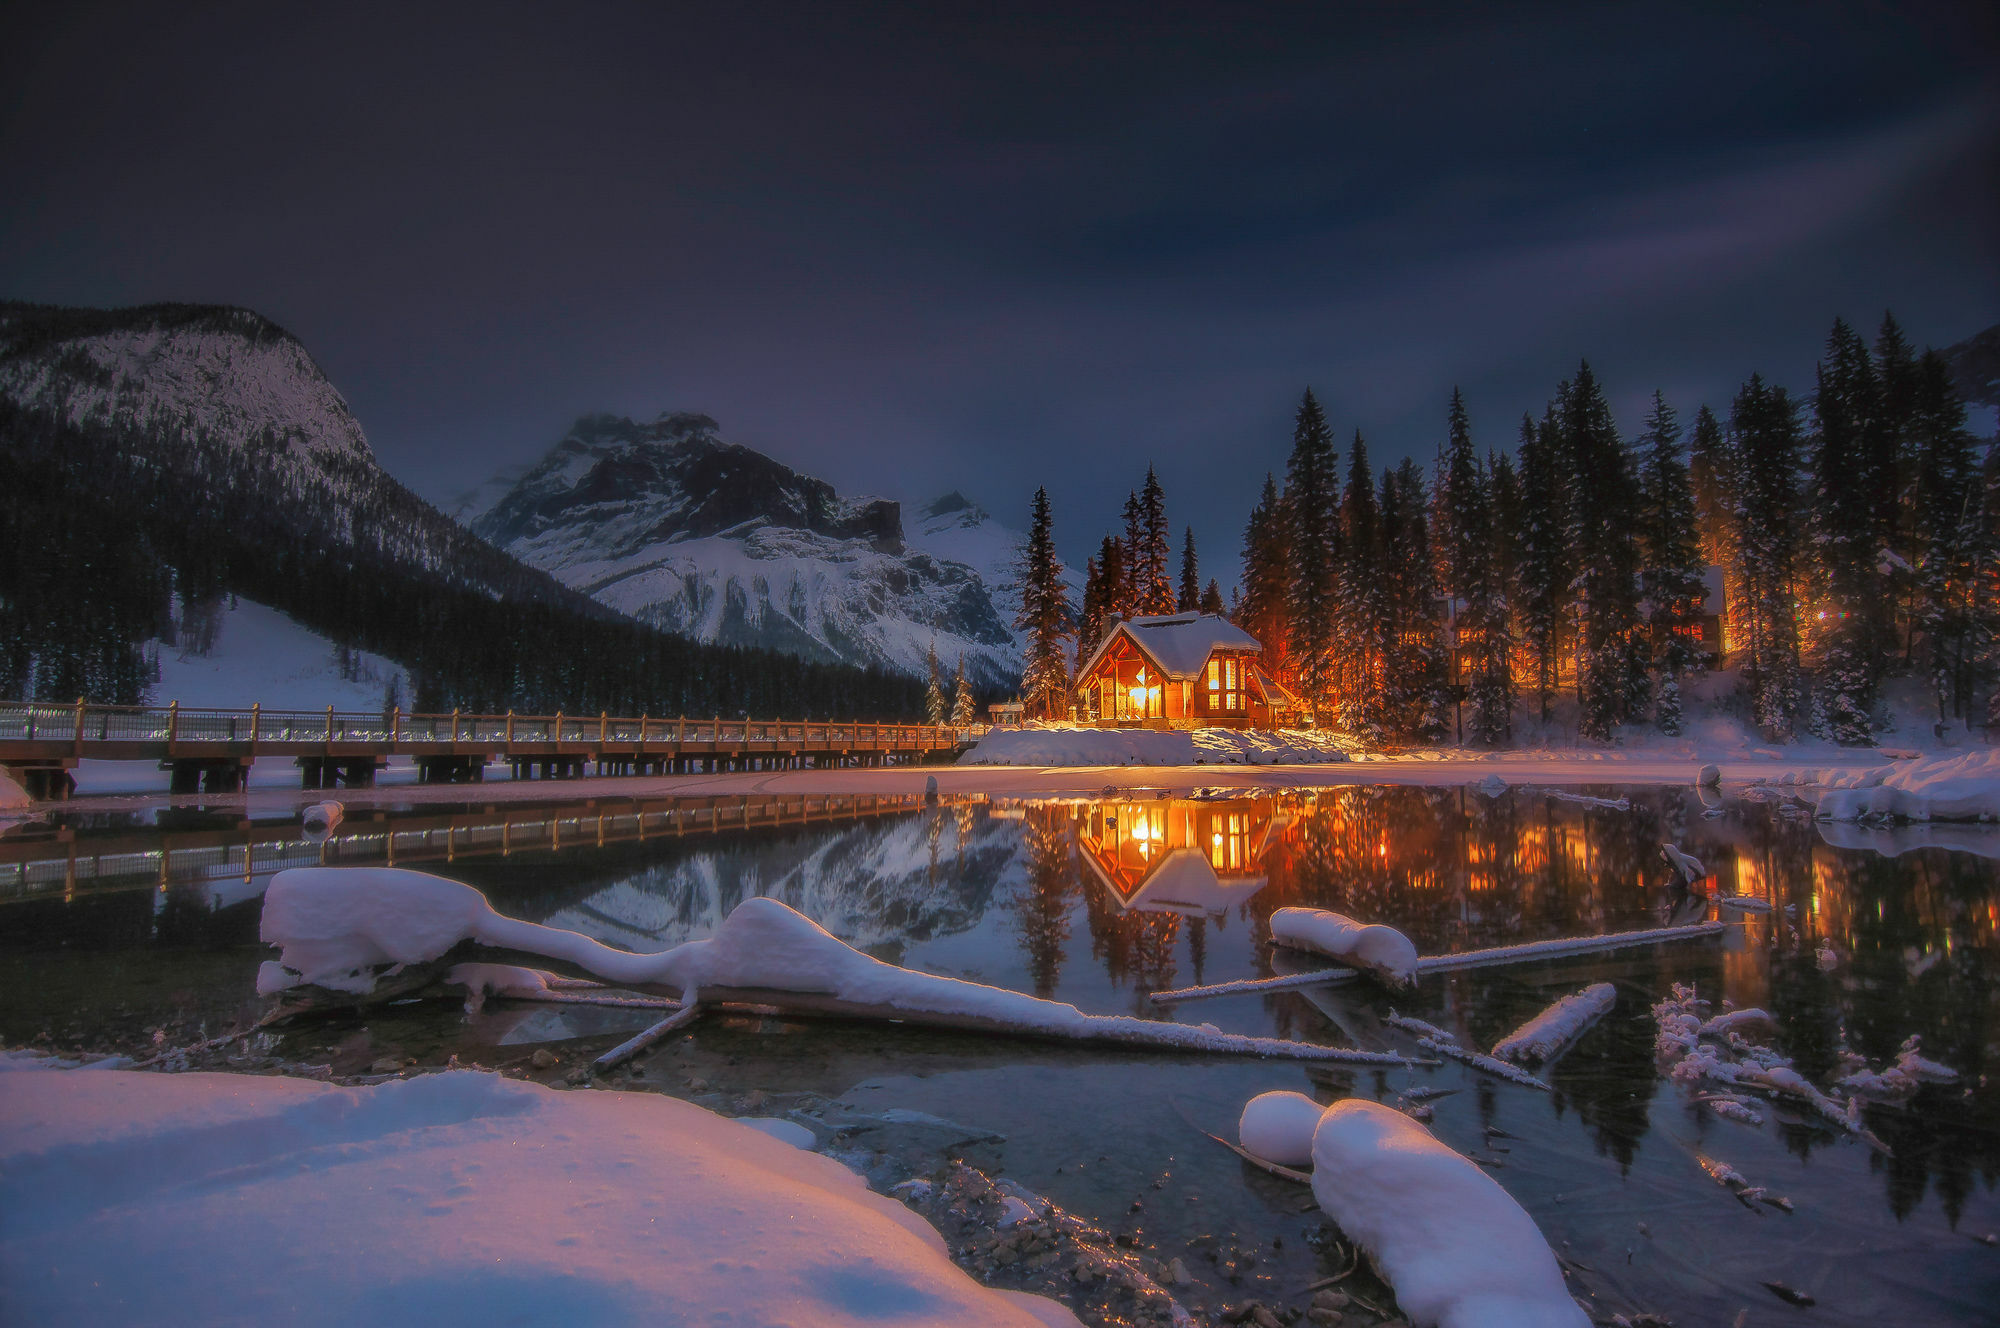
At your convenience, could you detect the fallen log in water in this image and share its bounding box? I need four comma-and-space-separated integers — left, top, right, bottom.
592, 999, 706, 1074
254, 869, 1423, 1069
1151, 921, 1728, 1005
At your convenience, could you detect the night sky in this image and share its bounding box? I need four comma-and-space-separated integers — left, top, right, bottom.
4, 2, 1996, 584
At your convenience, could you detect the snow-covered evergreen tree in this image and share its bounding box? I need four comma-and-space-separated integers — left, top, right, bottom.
1381, 459, 1449, 740
924, 642, 947, 726
1338, 431, 1385, 738
1238, 472, 1290, 671
1177, 526, 1200, 611
1015, 487, 1073, 718
1635, 391, 1707, 735
950, 655, 976, 726
1807, 319, 1886, 744
1137, 467, 1175, 614
1284, 390, 1340, 718
1559, 364, 1643, 739
1513, 409, 1570, 724
1910, 349, 1988, 719
1439, 389, 1512, 745
1119, 490, 1144, 617
1730, 374, 1805, 740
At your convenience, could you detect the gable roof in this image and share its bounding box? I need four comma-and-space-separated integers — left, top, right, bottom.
1075, 611, 1262, 683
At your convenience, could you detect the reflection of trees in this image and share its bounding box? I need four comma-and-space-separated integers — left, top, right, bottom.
1014, 805, 1075, 998
1081, 874, 1180, 1002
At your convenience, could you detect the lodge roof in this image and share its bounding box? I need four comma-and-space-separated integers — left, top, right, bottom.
1075, 611, 1262, 683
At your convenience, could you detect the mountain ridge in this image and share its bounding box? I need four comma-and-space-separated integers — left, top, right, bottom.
468, 413, 1028, 690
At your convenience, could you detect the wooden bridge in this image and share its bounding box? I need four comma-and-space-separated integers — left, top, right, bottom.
0, 700, 978, 798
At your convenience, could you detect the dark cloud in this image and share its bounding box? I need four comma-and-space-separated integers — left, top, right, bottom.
3, 1, 1995, 584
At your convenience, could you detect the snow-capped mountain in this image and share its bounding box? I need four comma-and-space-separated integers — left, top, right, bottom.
906, 490, 1083, 637
467, 413, 1026, 689
0, 301, 597, 606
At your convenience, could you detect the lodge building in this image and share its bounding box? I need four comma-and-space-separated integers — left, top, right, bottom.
1073, 612, 1301, 729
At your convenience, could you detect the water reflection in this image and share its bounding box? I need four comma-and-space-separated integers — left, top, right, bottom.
4, 782, 1998, 1243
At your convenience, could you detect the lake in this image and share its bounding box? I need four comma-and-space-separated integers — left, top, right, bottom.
4, 780, 1996, 1324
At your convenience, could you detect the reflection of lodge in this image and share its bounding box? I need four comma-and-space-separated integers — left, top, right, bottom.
1076, 797, 1290, 917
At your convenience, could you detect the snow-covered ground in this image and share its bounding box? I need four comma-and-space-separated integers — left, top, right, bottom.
150, 597, 406, 712
0, 1066, 1081, 1328
1812, 748, 2000, 822
960, 725, 1358, 767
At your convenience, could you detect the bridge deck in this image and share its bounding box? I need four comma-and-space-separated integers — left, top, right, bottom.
0, 701, 980, 795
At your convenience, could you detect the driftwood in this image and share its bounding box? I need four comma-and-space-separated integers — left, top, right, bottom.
265, 938, 1427, 1068
1151, 922, 1728, 1005
592, 999, 704, 1074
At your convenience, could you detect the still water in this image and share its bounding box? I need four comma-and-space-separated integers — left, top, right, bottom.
4, 783, 1997, 1323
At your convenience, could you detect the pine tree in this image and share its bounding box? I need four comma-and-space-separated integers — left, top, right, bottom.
1513, 409, 1570, 724
1909, 349, 1986, 719
1381, 460, 1449, 740
1081, 535, 1126, 650
1560, 363, 1644, 739
1177, 526, 1199, 611
1687, 404, 1735, 570
1136, 466, 1175, 614
1730, 374, 1804, 740
950, 655, 976, 726
1016, 487, 1074, 718
1120, 491, 1144, 616
925, 642, 947, 726
1200, 579, 1224, 615
1338, 431, 1385, 737
1284, 390, 1340, 716
1439, 389, 1512, 744
1238, 472, 1291, 668
1807, 319, 1885, 743
1635, 391, 1707, 735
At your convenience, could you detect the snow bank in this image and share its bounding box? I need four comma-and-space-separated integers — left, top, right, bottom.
1235, 1094, 1586, 1328
1490, 983, 1615, 1064
1237, 1089, 1325, 1167
260, 868, 1407, 1061
1815, 748, 2000, 822
0, 1068, 1080, 1327
957, 724, 1353, 767
0, 769, 29, 810
1269, 907, 1418, 989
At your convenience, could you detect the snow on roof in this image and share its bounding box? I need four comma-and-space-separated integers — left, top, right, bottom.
1077, 612, 1261, 682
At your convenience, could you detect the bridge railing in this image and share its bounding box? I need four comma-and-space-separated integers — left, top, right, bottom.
0, 700, 984, 750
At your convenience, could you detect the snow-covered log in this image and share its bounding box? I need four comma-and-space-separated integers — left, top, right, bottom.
301, 800, 343, 834
259, 868, 1413, 1065
1237, 1089, 1325, 1168
1236, 1094, 1588, 1328
1659, 842, 1704, 884
1269, 908, 1418, 990
1490, 983, 1615, 1064
1151, 922, 1725, 1004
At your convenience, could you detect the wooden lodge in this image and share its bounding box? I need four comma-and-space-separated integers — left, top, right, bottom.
1074, 612, 1300, 729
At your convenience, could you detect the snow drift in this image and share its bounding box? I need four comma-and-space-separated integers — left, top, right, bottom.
1814, 748, 2000, 822
0, 1067, 1081, 1327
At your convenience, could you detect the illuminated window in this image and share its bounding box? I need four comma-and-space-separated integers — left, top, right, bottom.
1206, 656, 1242, 712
